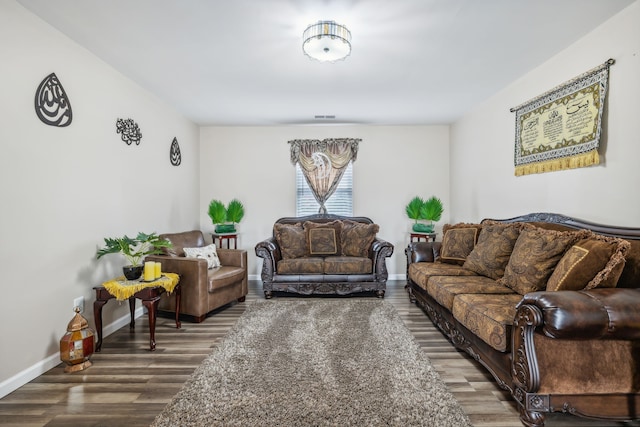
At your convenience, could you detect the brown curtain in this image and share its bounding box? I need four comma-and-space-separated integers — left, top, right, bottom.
289, 138, 360, 214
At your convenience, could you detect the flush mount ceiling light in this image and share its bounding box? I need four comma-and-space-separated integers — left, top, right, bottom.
302, 21, 351, 62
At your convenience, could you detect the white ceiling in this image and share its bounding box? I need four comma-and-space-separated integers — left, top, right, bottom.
17, 0, 634, 126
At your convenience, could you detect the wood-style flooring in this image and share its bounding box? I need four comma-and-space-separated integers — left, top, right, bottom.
0, 281, 633, 426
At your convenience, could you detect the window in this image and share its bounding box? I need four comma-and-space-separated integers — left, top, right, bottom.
296, 162, 353, 216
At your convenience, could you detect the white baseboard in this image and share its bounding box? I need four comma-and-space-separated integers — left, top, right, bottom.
0, 306, 145, 399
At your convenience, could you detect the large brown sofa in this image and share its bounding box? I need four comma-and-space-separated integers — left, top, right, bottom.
405, 213, 640, 427
255, 214, 394, 298
146, 230, 248, 322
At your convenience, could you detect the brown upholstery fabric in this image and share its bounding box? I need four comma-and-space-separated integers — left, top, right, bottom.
547, 233, 630, 291
277, 257, 324, 274
324, 256, 372, 274
274, 222, 308, 259
160, 230, 205, 257
341, 219, 379, 257
440, 223, 482, 265
498, 225, 585, 295
207, 266, 246, 292
462, 222, 522, 280
427, 275, 515, 310
408, 262, 477, 291
452, 293, 523, 352
304, 220, 342, 256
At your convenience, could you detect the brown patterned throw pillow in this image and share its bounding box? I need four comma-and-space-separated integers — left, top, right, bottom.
341, 220, 379, 257
462, 222, 522, 280
498, 225, 587, 295
546, 232, 630, 291
440, 223, 482, 265
274, 222, 308, 259
303, 220, 343, 256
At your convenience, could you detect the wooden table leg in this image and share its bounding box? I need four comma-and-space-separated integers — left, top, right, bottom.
141, 296, 161, 351
174, 284, 181, 329
128, 297, 136, 330
93, 298, 107, 352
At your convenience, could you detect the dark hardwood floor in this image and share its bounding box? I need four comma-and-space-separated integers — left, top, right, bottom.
0, 281, 633, 426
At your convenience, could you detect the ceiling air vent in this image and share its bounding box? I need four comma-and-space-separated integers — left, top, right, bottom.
314, 115, 336, 120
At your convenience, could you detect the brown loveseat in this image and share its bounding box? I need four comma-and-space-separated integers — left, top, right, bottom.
406, 213, 640, 427
146, 230, 248, 322
255, 214, 394, 298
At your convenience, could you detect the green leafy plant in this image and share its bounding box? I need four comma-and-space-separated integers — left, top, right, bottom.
226, 199, 245, 224
208, 199, 227, 224
421, 196, 444, 222
405, 196, 425, 224
96, 232, 172, 266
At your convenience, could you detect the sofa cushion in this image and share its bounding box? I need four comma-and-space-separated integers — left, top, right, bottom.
427, 276, 515, 311
498, 225, 586, 295
274, 222, 308, 259
207, 266, 245, 292
341, 220, 379, 257
184, 243, 221, 269
160, 230, 205, 257
452, 293, 523, 352
277, 257, 324, 274
324, 256, 372, 274
440, 223, 482, 265
408, 262, 477, 291
304, 220, 342, 255
463, 222, 522, 280
546, 233, 630, 291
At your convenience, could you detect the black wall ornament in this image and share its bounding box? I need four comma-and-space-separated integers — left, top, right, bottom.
170, 137, 182, 166
116, 118, 142, 145
34, 73, 72, 127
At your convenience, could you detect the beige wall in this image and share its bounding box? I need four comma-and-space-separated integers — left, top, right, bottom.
199, 125, 450, 277
0, 1, 199, 396
450, 1, 640, 226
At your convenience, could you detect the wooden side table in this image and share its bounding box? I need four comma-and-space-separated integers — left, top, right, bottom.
212, 232, 238, 249
93, 282, 181, 352
410, 232, 437, 242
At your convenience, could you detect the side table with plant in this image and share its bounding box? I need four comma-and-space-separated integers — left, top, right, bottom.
208, 198, 245, 233
405, 196, 444, 233
96, 232, 172, 280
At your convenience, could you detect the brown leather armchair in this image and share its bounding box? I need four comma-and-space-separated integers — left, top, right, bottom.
146, 230, 247, 322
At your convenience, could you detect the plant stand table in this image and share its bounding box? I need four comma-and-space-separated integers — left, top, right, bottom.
410, 232, 437, 242
93, 273, 180, 352
212, 232, 238, 249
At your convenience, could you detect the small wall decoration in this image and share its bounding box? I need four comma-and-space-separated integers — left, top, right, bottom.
510, 59, 614, 176
34, 72, 73, 127
116, 118, 142, 145
170, 137, 182, 166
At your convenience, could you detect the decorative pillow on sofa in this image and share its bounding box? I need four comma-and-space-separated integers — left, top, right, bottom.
304, 220, 342, 255
274, 222, 308, 259
498, 225, 587, 295
440, 223, 482, 265
184, 244, 221, 269
462, 222, 522, 280
546, 232, 630, 291
341, 220, 379, 257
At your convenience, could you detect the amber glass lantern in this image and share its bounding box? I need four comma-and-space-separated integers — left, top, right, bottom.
59, 307, 95, 373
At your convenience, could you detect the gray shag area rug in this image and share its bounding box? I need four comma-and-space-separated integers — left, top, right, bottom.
152, 299, 472, 427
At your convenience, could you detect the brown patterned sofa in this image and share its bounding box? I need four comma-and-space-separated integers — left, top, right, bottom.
255, 214, 394, 298
405, 213, 640, 427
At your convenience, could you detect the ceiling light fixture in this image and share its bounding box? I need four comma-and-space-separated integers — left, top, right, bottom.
302, 21, 351, 62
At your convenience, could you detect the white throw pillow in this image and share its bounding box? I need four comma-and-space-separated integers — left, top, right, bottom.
184, 244, 221, 269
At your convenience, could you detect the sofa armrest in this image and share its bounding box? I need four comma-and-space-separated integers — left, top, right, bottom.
255, 237, 280, 283
405, 241, 442, 264
371, 237, 394, 281
517, 288, 640, 340
217, 248, 247, 269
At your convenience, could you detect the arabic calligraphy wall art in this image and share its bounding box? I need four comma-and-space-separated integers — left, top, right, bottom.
510, 59, 614, 176
34, 73, 72, 127
116, 118, 142, 145
170, 137, 182, 166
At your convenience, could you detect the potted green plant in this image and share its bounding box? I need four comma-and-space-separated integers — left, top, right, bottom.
96, 232, 172, 280
208, 198, 245, 233
405, 196, 444, 232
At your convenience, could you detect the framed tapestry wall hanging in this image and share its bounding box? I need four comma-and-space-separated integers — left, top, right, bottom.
510, 59, 614, 176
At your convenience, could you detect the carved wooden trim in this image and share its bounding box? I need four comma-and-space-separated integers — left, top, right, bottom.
512, 304, 543, 393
